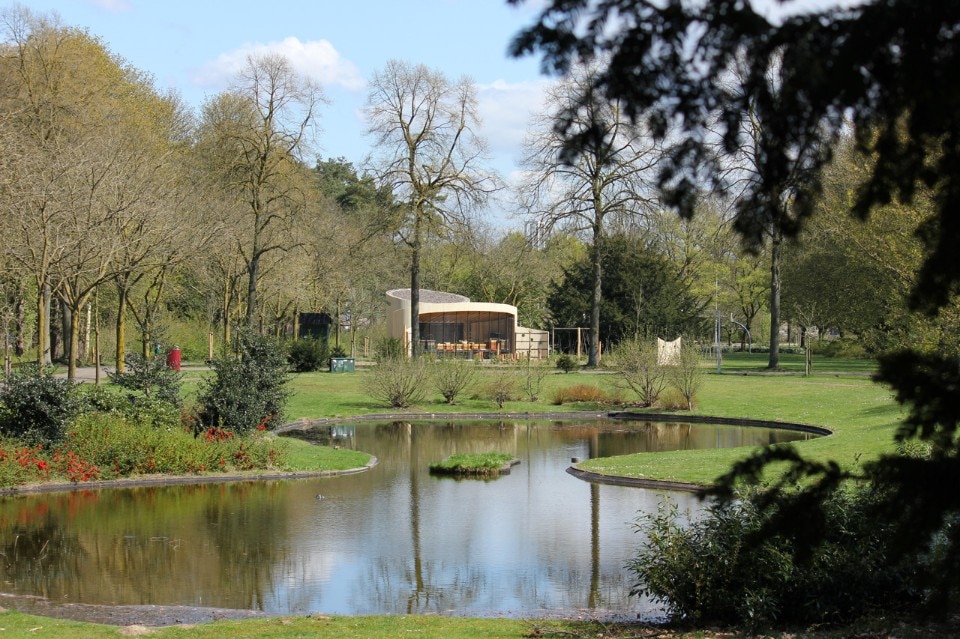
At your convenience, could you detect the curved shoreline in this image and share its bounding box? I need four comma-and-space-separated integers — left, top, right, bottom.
280, 410, 832, 492
0, 456, 379, 497
0, 410, 829, 497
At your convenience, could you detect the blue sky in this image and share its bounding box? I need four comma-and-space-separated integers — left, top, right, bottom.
22, 0, 556, 226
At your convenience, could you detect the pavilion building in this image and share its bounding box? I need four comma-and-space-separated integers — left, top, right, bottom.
385, 288, 549, 359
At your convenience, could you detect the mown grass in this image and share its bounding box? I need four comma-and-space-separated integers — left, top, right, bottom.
282, 436, 370, 471
0, 608, 945, 638
716, 350, 877, 374
429, 451, 515, 475
580, 373, 901, 485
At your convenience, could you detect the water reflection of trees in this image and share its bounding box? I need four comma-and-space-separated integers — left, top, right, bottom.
0, 482, 290, 608
0, 512, 83, 597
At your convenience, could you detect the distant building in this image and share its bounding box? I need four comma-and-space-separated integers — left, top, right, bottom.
298, 312, 333, 341
385, 289, 549, 359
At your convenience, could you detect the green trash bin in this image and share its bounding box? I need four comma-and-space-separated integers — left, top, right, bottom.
329, 357, 356, 373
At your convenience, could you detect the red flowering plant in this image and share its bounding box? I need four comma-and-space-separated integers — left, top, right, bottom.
0, 443, 52, 487
52, 450, 100, 483
202, 426, 234, 443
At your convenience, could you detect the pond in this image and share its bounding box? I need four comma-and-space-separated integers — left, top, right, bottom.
0, 418, 814, 620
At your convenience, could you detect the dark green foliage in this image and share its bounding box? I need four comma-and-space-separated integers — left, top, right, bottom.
554, 354, 577, 373
196, 331, 290, 434
548, 234, 705, 346
108, 352, 182, 406
315, 156, 395, 213
631, 488, 920, 630
329, 344, 348, 359
79, 385, 182, 431
287, 338, 329, 373
0, 365, 82, 446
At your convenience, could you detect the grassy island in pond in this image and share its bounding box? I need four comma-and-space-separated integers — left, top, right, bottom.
429, 452, 518, 476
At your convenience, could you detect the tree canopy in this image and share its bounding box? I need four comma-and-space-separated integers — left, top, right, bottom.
548, 233, 704, 346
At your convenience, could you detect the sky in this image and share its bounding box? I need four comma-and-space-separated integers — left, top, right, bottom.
22, 0, 556, 227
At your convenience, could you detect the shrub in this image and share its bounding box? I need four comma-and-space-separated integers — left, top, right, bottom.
64, 413, 149, 478
329, 344, 348, 359
108, 352, 183, 406
79, 384, 130, 415
485, 368, 517, 409
363, 356, 429, 408
77, 385, 181, 430
196, 331, 290, 434
611, 338, 666, 407
555, 354, 578, 373
517, 358, 550, 401
550, 384, 606, 405
656, 388, 688, 410
288, 338, 329, 373
432, 358, 478, 404
666, 340, 705, 410
65, 412, 288, 478
0, 438, 52, 486
811, 338, 868, 358
0, 364, 82, 446
629, 487, 920, 631
429, 452, 514, 476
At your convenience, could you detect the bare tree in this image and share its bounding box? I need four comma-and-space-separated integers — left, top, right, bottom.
518, 63, 660, 366
198, 53, 326, 329
365, 59, 501, 357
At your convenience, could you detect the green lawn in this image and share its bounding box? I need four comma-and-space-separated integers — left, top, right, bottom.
714, 350, 878, 374
579, 373, 901, 485
280, 358, 900, 487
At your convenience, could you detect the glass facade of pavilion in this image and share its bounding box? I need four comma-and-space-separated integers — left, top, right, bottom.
418, 309, 514, 356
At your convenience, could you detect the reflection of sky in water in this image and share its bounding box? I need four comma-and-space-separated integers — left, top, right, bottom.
0, 420, 810, 618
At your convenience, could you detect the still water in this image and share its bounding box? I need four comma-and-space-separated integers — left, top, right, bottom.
0, 418, 811, 618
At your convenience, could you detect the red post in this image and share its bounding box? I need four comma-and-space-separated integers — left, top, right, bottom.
166, 347, 181, 371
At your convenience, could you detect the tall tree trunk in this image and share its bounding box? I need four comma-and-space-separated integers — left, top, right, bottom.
335, 293, 342, 348
768, 230, 782, 369
15, 293, 25, 357
67, 299, 82, 380
246, 252, 260, 330
141, 305, 153, 359
410, 241, 421, 358
409, 213, 422, 358
588, 216, 603, 367
221, 279, 232, 353
116, 285, 128, 372
35, 284, 49, 365
59, 297, 72, 365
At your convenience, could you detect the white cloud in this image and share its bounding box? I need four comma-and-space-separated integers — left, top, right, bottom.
90, 0, 133, 11
192, 36, 364, 93
476, 78, 554, 162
